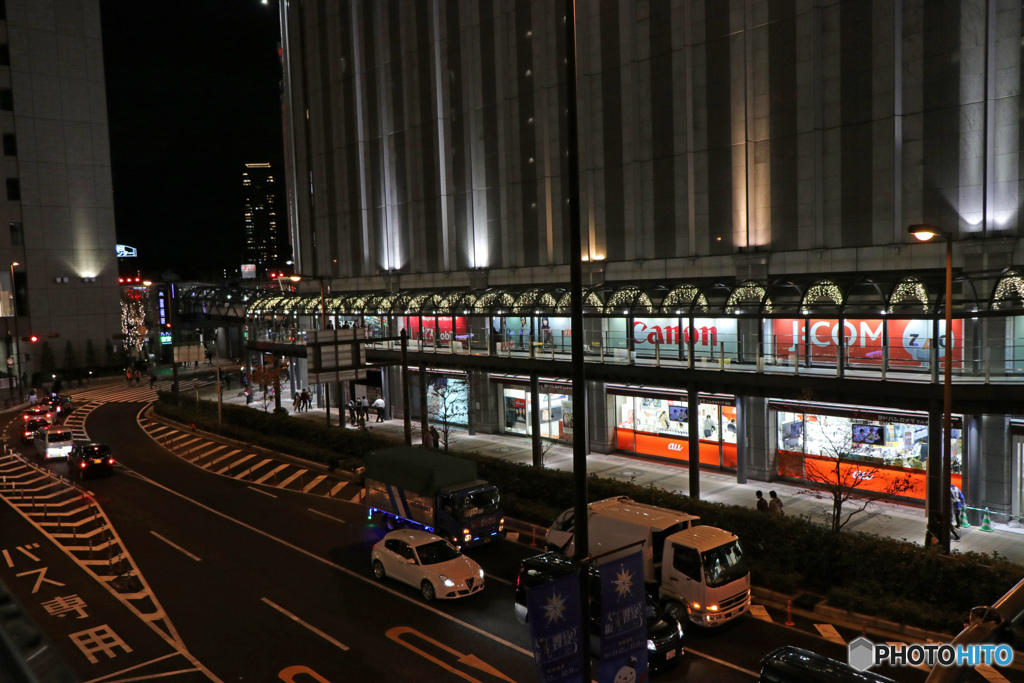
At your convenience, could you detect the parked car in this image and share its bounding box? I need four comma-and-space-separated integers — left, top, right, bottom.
21, 417, 49, 444
759, 646, 895, 683
68, 442, 114, 479
371, 529, 484, 601
514, 551, 683, 673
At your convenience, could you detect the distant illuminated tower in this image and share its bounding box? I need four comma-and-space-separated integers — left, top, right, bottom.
242, 162, 285, 272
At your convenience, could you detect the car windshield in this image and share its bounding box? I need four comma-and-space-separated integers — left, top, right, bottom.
458, 489, 500, 517
700, 540, 747, 588
415, 539, 462, 565
47, 433, 70, 443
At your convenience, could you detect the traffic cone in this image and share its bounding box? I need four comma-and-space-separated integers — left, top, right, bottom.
960, 511, 971, 529
980, 508, 994, 532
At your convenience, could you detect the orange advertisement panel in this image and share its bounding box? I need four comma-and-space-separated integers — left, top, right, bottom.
770, 318, 963, 368
776, 450, 962, 501
723, 442, 737, 469
621, 430, 721, 467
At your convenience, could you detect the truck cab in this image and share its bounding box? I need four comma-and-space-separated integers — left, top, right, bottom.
546, 496, 750, 627
437, 481, 503, 547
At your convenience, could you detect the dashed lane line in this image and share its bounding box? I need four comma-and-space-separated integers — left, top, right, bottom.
683, 648, 758, 677
150, 531, 202, 562
308, 508, 346, 524
246, 485, 277, 498
261, 598, 349, 651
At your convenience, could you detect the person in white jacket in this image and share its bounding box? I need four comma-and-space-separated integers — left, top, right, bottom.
372, 397, 386, 422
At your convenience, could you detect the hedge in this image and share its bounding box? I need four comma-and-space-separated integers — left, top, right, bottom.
153, 391, 400, 472
154, 393, 1023, 634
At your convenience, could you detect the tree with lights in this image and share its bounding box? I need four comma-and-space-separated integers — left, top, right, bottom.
120, 296, 146, 360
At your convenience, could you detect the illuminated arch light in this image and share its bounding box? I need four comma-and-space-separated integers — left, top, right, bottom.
725, 282, 772, 315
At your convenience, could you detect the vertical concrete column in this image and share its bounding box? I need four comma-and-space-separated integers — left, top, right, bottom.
468, 370, 497, 434
530, 371, 543, 468
688, 384, 700, 499
587, 380, 612, 454
926, 405, 943, 540
976, 414, 1012, 519
965, 415, 981, 526
736, 395, 770, 483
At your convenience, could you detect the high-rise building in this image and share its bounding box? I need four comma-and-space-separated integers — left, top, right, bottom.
242, 162, 285, 273
0, 0, 120, 385
272, 2, 1024, 526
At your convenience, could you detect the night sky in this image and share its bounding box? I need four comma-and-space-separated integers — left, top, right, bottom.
99, 0, 285, 280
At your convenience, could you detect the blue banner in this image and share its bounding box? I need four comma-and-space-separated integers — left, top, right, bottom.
527, 570, 586, 683
598, 552, 649, 683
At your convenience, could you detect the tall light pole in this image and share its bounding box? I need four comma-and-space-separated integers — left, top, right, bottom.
9, 261, 19, 398
909, 224, 953, 554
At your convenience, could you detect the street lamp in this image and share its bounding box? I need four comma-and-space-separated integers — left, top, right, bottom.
908, 223, 953, 554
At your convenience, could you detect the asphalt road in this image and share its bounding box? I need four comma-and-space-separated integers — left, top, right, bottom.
0, 395, 1017, 682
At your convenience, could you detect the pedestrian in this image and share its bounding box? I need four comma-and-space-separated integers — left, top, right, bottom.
755, 490, 768, 514
28, 388, 36, 405
300, 388, 310, 412
372, 396, 386, 422
244, 385, 253, 404
429, 425, 441, 450
359, 396, 370, 421
347, 399, 357, 425
768, 490, 784, 517
125, 368, 133, 386
951, 484, 966, 529
224, 373, 232, 390
149, 373, 157, 389
292, 390, 302, 413
703, 413, 714, 439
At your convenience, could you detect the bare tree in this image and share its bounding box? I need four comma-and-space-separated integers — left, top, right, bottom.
248, 364, 280, 413
802, 422, 916, 533
428, 381, 467, 453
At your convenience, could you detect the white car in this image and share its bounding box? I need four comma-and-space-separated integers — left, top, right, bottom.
371, 529, 485, 601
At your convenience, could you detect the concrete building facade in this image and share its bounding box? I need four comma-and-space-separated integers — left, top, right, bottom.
267, 1, 1024, 525
0, 0, 120, 387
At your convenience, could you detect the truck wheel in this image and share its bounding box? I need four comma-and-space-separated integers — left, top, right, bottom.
372, 560, 386, 581
421, 580, 436, 602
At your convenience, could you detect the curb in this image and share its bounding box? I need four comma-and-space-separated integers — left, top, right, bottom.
142, 405, 361, 484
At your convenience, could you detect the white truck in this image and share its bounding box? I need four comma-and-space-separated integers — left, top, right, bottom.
546, 496, 750, 627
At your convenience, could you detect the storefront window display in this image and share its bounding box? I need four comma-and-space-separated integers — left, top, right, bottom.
501, 386, 573, 442
774, 404, 962, 501
612, 391, 737, 468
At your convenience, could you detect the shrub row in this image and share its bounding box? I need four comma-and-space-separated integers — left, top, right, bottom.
153, 391, 400, 472
154, 393, 1023, 634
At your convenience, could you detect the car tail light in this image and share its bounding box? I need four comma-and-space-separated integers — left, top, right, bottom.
79, 462, 86, 468
107, 458, 114, 465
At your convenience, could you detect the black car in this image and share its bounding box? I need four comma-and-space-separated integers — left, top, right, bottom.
760, 646, 895, 683
514, 551, 683, 673
68, 442, 114, 479
21, 417, 48, 444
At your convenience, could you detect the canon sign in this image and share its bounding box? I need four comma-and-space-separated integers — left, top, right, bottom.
631, 318, 738, 349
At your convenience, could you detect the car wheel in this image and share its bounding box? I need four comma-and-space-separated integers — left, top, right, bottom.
372, 560, 386, 581
663, 600, 689, 624
420, 580, 436, 602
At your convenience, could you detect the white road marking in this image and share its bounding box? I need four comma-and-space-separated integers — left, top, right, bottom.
815, 623, 846, 645
246, 485, 277, 498
278, 468, 307, 488
126, 468, 533, 659
309, 508, 346, 524
80, 651, 182, 683
254, 463, 288, 484
748, 604, 772, 622
486, 573, 512, 586
1, 549, 11, 567
150, 531, 201, 562
262, 597, 349, 651
215, 452, 257, 475
302, 474, 327, 493
683, 648, 758, 677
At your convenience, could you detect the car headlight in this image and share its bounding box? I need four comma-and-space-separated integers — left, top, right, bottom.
707, 604, 719, 612
647, 639, 656, 651
464, 533, 472, 542
691, 601, 701, 610
478, 568, 485, 579
439, 575, 455, 588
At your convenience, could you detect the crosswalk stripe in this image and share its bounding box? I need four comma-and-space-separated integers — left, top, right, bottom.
302, 474, 327, 493
190, 444, 228, 462
349, 489, 362, 503
815, 624, 845, 645
329, 481, 348, 499
977, 664, 1011, 682
278, 469, 307, 488
748, 605, 772, 622
204, 449, 241, 469
216, 453, 257, 475
254, 463, 289, 485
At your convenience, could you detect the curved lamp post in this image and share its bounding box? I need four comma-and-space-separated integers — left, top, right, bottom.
908, 224, 953, 555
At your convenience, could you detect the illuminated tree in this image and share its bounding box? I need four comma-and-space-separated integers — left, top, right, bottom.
121, 297, 146, 358
248, 363, 281, 413
427, 380, 467, 454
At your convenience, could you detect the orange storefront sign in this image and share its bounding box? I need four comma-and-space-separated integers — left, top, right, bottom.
778, 450, 961, 501
616, 430, 737, 468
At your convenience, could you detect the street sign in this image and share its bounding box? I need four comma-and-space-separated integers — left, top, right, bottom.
6, 357, 12, 366
308, 328, 367, 385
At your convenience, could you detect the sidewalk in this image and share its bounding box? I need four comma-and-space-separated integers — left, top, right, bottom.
205, 381, 1024, 566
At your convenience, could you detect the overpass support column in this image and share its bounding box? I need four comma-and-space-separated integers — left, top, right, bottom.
736, 395, 769, 483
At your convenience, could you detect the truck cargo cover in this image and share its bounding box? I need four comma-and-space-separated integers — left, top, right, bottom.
364, 446, 478, 496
